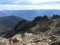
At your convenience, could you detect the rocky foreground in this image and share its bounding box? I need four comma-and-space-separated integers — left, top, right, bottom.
0, 32, 60, 45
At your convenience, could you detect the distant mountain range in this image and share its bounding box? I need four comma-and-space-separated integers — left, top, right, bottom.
0, 10, 60, 33
0, 10, 60, 20
0, 15, 24, 32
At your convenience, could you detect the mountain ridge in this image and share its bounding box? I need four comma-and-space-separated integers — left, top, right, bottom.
0, 15, 24, 32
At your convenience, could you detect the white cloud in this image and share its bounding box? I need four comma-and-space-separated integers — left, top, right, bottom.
0, 0, 60, 5
0, 4, 60, 10
0, 0, 60, 10
28, 0, 60, 4
14, 0, 60, 4
13, 0, 27, 4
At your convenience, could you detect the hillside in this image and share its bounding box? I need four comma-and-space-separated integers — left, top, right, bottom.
2, 15, 60, 38
0, 15, 24, 32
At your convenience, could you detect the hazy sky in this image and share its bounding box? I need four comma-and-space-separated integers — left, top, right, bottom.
0, 0, 60, 10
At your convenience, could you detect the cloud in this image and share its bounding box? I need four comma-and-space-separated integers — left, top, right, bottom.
0, 0, 60, 10
0, 0, 60, 5
0, 4, 60, 10
13, 0, 60, 5
13, 0, 31, 5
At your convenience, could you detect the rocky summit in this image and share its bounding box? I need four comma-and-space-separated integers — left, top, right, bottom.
0, 15, 60, 45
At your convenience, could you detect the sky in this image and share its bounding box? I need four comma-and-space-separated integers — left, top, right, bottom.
0, 0, 60, 10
